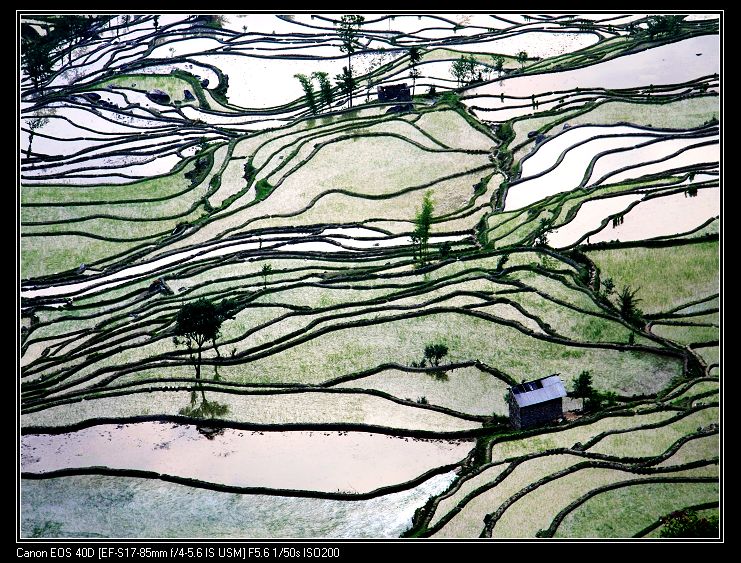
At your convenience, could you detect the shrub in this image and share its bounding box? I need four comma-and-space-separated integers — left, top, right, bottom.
243, 162, 256, 182
572, 370, 593, 399
439, 91, 462, 108
496, 121, 514, 144
424, 343, 449, 366
660, 510, 719, 538
184, 154, 212, 187
254, 178, 274, 201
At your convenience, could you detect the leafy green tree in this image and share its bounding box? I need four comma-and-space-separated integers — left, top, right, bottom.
572, 370, 594, 399
646, 15, 683, 39
451, 55, 489, 87
176, 297, 235, 418
294, 73, 317, 114
173, 298, 230, 400
516, 50, 528, 69
21, 37, 53, 91
334, 15, 365, 107
312, 71, 334, 110
424, 343, 449, 366
202, 15, 225, 29
414, 190, 434, 265
451, 56, 469, 87
660, 510, 719, 538
334, 66, 357, 107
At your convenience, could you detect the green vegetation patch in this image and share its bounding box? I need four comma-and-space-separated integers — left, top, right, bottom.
587, 241, 719, 314
21, 234, 144, 279
651, 323, 719, 346
212, 310, 681, 395
554, 481, 719, 538
587, 407, 718, 457
334, 365, 510, 417
21, 164, 197, 206
98, 73, 203, 107
493, 465, 717, 538
433, 453, 581, 538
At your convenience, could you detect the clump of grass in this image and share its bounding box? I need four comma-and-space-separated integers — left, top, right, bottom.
254, 179, 274, 202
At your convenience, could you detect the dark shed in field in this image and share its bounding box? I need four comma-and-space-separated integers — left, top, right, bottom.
508, 375, 567, 429
377, 83, 412, 103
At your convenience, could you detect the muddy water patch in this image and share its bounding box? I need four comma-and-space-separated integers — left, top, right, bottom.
22, 422, 472, 494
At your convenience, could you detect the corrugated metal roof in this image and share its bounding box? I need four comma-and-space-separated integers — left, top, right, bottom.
512, 375, 567, 407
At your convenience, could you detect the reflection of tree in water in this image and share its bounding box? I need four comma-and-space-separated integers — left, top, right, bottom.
197, 425, 225, 440
173, 298, 237, 421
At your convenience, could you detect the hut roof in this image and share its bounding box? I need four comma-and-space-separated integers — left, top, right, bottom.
511, 375, 567, 408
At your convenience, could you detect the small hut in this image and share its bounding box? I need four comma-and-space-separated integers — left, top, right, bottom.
508, 375, 567, 429
377, 83, 411, 103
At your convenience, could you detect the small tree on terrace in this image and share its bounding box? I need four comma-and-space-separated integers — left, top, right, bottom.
294, 73, 317, 115
21, 37, 53, 91
572, 370, 594, 399
408, 46, 423, 95
173, 298, 228, 400
312, 71, 334, 110
617, 285, 643, 324
261, 263, 273, 289
450, 55, 471, 87
334, 66, 357, 108
516, 50, 528, 69
414, 190, 435, 265
424, 343, 449, 367
335, 14, 365, 107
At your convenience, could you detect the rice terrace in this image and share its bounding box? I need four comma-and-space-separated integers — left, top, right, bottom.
19, 12, 721, 540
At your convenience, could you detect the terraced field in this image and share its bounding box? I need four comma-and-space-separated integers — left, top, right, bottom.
20, 12, 720, 539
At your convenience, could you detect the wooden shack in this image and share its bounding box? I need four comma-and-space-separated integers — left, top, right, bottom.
377, 83, 411, 103
508, 375, 567, 429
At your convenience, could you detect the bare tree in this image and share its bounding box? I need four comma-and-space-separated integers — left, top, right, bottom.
25, 109, 56, 157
